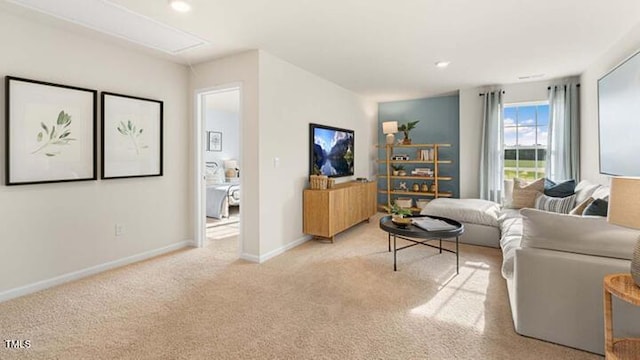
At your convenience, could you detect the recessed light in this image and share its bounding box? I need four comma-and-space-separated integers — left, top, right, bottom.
169, 0, 191, 12
435, 61, 450, 68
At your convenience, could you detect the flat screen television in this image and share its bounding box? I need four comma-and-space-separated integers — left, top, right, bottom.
309, 123, 354, 178
598, 50, 640, 176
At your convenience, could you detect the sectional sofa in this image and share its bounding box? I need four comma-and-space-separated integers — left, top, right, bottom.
421, 180, 640, 355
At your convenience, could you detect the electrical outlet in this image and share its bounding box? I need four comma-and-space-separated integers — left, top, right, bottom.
115, 224, 124, 237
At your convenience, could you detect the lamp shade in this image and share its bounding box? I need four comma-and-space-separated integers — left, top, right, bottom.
608, 177, 640, 229
382, 121, 398, 134
224, 160, 238, 169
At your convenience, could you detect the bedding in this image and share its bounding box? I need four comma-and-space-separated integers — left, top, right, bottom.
207, 183, 240, 219
205, 161, 240, 219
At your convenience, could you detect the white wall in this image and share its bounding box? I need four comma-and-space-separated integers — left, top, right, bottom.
580, 23, 640, 185
190, 51, 260, 258
0, 12, 190, 297
258, 51, 376, 256
205, 109, 240, 165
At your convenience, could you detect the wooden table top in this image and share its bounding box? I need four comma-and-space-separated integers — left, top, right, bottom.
604, 273, 640, 306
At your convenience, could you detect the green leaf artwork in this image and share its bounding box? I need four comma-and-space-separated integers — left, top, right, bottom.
32, 110, 75, 156
117, 120, 147, 155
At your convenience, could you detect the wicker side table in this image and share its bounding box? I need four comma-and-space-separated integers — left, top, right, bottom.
603, 273, 640, 359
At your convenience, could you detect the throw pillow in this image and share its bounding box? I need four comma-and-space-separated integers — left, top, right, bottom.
583, 198, 609, 217
511, 178, 544, 209
535, 193, 576, 214
569, 197, 595, 215
544, 179, 576, 198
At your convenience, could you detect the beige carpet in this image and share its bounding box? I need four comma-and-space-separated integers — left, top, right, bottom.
0, 214, 600, 359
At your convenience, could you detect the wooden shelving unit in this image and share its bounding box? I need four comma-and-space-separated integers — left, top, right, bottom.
377, 143, 454, 210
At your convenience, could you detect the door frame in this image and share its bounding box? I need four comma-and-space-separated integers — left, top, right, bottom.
193, 83, 243, 254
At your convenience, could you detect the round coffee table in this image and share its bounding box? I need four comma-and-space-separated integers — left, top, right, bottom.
379, 215, 464, 272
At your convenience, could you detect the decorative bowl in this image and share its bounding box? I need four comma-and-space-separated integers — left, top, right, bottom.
391, 217, 411, 228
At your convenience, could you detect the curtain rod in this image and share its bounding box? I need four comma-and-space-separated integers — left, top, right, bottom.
478, 90, 505, 96
548, 84, 580, 90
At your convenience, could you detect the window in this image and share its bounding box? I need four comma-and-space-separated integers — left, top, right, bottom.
503, 103, 549, 181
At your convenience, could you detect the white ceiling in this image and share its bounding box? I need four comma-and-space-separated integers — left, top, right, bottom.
5, 0, 640, 102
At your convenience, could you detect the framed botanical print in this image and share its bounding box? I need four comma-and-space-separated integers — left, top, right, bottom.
5, 76, 97, 185
101, 92, 163, 179
208, 131, 222, 152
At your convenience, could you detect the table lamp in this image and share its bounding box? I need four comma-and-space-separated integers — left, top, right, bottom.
382, 121, 398, 145
224, 159, 238, 178
608, 177, 640, 286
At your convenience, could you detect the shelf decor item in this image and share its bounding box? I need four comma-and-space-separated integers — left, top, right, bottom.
607, 176, 640, 287
6, 76, 97, 185
309, 174, 328, 190
102, 92, 163, 179
378, 143, 453, 210
382, 121, 398, 145
398, 120, 419, 145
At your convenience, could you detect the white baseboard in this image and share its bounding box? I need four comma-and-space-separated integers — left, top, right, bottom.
261, 235, 312, 263
0, 240, 194, 303
239, 252, 260, 263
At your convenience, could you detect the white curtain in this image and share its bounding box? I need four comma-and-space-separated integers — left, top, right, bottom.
479, 90, 504, 202
547, 84, 580, 181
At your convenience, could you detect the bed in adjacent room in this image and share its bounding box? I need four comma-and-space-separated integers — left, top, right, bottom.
205, 161, 240, 219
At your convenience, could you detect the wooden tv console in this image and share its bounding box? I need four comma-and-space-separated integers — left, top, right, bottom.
303, 181, 377, 242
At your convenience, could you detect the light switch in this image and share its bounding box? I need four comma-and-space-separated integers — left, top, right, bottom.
273, 157, 280, 168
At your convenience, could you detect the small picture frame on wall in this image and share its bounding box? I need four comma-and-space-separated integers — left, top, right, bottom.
101, 92, 163, 179
5, 76, 97, 185
208, 131, 222, 152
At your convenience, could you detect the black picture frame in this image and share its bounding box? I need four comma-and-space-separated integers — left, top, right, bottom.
208, 131, 222, 152
101, 92, 163, 179
5, 76, 97, 185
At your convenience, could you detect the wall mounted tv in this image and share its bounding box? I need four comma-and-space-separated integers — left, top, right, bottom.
598, 50, 640, 176
310, 123, 354, 178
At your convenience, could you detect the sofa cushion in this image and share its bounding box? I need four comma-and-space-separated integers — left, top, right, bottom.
569, 197, 595, 215
511, 178, 544, 209
520, 208, 639, 260
544, 179, 576, 198
583, 198, 609, 217
499, 212, 524, 279
574, 180, 602, 204
535, 193, 576, 214
420, 198, 501, 227
592, 186, 610, 200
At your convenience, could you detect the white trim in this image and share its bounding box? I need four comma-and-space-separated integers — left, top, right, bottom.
193, 83, 244, 258
241, 235, 312, 263
0, 240, 193, 303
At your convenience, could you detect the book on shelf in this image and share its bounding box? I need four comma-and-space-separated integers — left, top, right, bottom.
417, 149, 435, 161
411, 217, 457, 231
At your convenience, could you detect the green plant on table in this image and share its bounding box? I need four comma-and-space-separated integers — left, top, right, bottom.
391, 164, 405, 171
389, 204, 412, 217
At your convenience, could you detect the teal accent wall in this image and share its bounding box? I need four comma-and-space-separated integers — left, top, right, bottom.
378, 94, 460, 207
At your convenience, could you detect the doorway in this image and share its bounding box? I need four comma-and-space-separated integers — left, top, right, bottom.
195, 84, 242, 257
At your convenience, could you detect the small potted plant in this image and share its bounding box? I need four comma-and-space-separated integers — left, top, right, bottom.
389, 203, 412, 227
398, 120, 420, 145
391, 164, 404, 176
